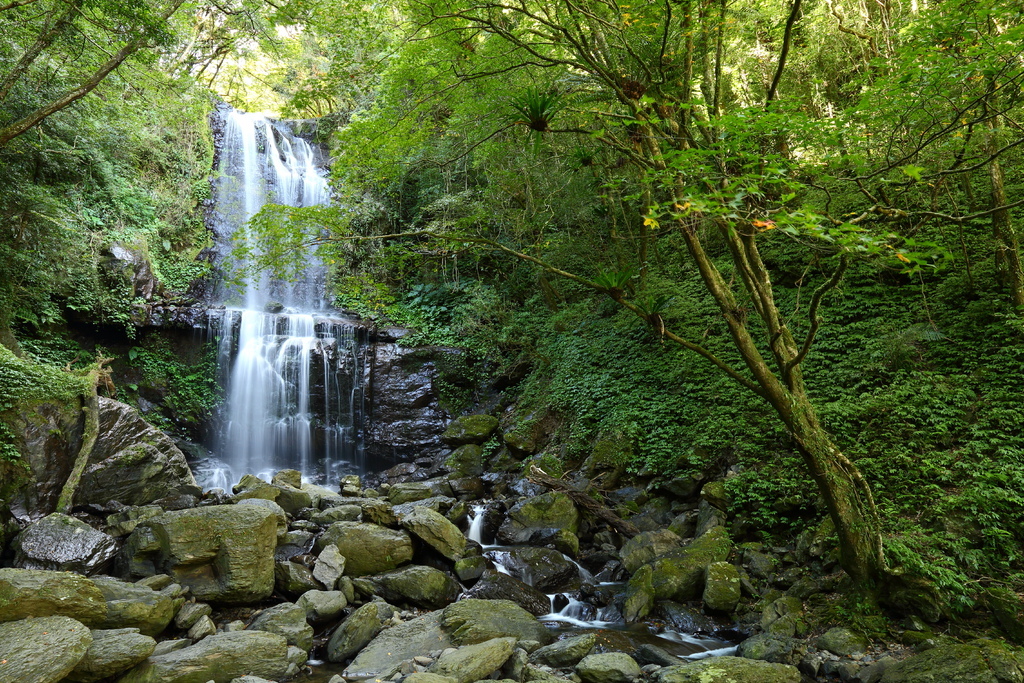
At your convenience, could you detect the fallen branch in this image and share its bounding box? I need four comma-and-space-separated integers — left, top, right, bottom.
528, 464, 640, 538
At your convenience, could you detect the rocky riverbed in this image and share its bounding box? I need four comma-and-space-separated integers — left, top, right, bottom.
2, 414, 1023, 683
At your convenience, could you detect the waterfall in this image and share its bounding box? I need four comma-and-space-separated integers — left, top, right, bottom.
203, 105, 367, 489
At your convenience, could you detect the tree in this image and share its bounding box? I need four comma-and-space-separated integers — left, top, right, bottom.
0, 0, 188, 147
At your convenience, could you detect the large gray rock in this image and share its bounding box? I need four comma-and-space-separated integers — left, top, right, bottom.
114, 630, 291, 683
880, 638, 1024, 682
249, 602, 314, 651
76, 397, 201, 507
497, 492, 579, 553
466, 570, 551, 616
400, 506, 468, 560
90, 576, 176, 636
121, 504, 279, 603
654, 657, 801, 682
66, 628, 156, 683
0, 568, 107, 626
441, 599, 553, 646
577, 653, 642, 683
496, 546, 581, 592
817, 627, 870, 656
0, 615, 93, 683
345, 610, 452, 680
430, 636, 517, 683
326, 600, 396, 663
363, 565, 461, 609
315, 522, 414, 576
622, 526, 733, 622
619, 530, 683, 574
296, 589, 347, 624
11, 513, 117, 575
313, 544, 346, 589
531, 633, 597, 667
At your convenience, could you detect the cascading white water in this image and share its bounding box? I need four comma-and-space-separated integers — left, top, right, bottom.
204, 106, 366, 489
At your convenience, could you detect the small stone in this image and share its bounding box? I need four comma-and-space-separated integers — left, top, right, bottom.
187, 614, 217, 640
174, 602, 212, 630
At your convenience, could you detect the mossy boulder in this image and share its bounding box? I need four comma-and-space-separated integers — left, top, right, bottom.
531, 633, 597, 667
11, 513, 116, 575
429, 636, 517, 683
619, 529, 683, 575
700, 481, 730, 511
880, 638, 1024, 682
400, 506, 467, 560
121, 504, 279, 603
736, 634, 807, 666
364, 565, 461, 609
622, 526, 733, 622
986, 587, 1024, 645
816, 627, 870, 656
702, 561, 741, 613
114, 630, 291, 683
497, 492, 579, 549
577, 653, 643, 683
249, 602, 314, 651
0, 615, 93, 683
90, 576, 176, 636
315, 522, 414, 576
655, 657, 800, 682
0, 568, 107, 626
442, 414, 499, 445
441, 599, 554, 646
65, 628, 156, 683
445, 444, 484, 477
326, 600, 396, 663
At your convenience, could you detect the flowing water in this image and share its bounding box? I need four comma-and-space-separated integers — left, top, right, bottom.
202, 106, 368, 489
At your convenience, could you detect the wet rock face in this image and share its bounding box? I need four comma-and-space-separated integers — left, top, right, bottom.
364, 344, 452, 467
12, 513, 117, 575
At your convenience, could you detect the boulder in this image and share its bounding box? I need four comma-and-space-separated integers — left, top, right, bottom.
577, 653, 642, 683
0, 615, 93, 683
655, 657, 800, 682
495, 546, 581, 592
400, 506, 468, 560
187, 615, 216, 640
76, 397, 201, 507
311, 544, 348, 589
275, 561, 321, 597
455, 556, 488, 583
326, 600, 396, 663
445, 444, 484, 477
430, 637, 518, 683
90, 576, 176, 636
106, 507, 164, 538
65, 628, 156, 683
736, 634, 807, 666
880, 638, 1024, 682
345, 610, 453, 680
249, 602, 314, 651
700, 481, 730, 511
441, 599, 553, 646
114, 630, 291, 683
530, 633, 597, 667
0, 568, 107, 626
11, 513, 117, 575
442, 415, 499, 445
235, 499, 287, 540
312, 505, 362, 525
296, 589, 347, 624
231, 474, 278, 502
466, 570, 551, 616
315, 522, 414, 576
121, 504, 279, 603
817, 627, 870, 656
497, 492, 579, 552
702, 561, 741, 613
619, 529, 683, 575
388, 482, 436, 505
622, 526, 733, 622
174, 602, 211, 630
364, 565, 461, 609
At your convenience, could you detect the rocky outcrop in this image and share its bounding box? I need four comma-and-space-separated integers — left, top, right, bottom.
879, 638, 1024, 682
79, 398, 201, 508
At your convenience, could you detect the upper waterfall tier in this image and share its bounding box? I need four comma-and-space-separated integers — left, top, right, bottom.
209, 106, 331, 312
